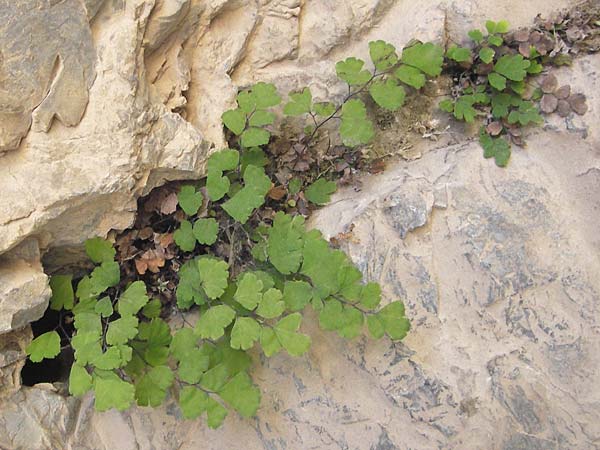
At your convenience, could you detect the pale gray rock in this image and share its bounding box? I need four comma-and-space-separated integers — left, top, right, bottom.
0, 240, 49, 335
0, 0, 96, 152
0, 327, 32, 400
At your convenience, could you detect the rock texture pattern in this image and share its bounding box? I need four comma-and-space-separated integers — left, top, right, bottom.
1, 0, 599, 449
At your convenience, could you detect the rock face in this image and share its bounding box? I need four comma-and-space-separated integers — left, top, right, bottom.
1, 0, 599, 449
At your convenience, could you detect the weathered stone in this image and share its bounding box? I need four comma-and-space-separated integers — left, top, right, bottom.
0, 240, 49, 335
0, 0, 96, 152
0, 388, 79, 450
0, 327, 32, 399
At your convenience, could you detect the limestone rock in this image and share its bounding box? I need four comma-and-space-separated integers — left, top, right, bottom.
0, 327, 32, 400
0, 240, 49, 335
0, 0, 96, 153
0, 388, 79, 450
0, 0, 210, 257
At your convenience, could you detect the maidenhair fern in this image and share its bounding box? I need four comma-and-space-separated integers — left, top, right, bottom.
27, 17, 587, 426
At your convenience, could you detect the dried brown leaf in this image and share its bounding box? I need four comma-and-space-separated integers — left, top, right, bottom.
540, 94, 558, 113
541, 75, 558, 93
557, 99, 572, 117
268, 186, 287, 201
518, 42, 531, 57
514, 29, 531, 42
160, 193, 178, 215
568, 93, 588, 115
486, 121, 504, 136
555, 85, 571, 99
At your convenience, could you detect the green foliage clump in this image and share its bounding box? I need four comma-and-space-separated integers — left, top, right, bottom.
30, 74, 412, 424
439, 20, 558, 167
29, 17, 586, 425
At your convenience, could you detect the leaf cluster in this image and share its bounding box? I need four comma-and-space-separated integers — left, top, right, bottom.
439, 19, 555, 166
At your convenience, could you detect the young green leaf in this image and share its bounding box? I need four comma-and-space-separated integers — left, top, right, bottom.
318, 299, 344, 331
179, 386, 209, 420
85, 237, 116, 264
93, 372, 135, 412
26, 331, 61, 363
480, 130, 511, 167
369, 78, 406, 111
401, 42, 444, 77
230, 317, 261, 350
141, 299, 161, 319
71, 332, 102, 365
313, 102, 336, 117
221, 108, 246, 135
439, 99, 455, 113
206, 397, 229, 428
176, 259, 208, 309
174, 220, 196, 252
95, 296, 113, 317
197, 257, 229, 299
338, 306, 364, 339
250, 82, 281, 109
200, 364, 229, 392
49, 274, 74, 311
367, 315, 385, 339
453, 96, 478, 122
394, 64, 426, 89
248, 110, 275, 127
170, 328, 197, 362
218, 371, 261, 418
339, 99, 374, 147
240, 148, 269, 174
106, 316, 139, 346
89, 261, 120, 293
69, 364, 93, 396
273, 313, 311, 356
369, 40, 399, 71
193, 218, 219, 245
93, 346, 124, 370
468, 29, 484, 43
256, 288, 285, 319
488, 35, 503, 47
488, 72, 507, 91
446, 45, 472, 63
486, 20, 510, 35
241, 127, 270, 148
135, 365, 174, 407
234, 273, 263, 310
178, 348, 210, 384
178, 186, 203, 216
267, 212, 305, 274
283, 88, 312, 116
376, 301, 410, 340
195, 305, 236, 340
74, 312, 102, 336
222, 165, 271, 224
335, 57, 372, 85
259, 327, 282, 357
493, 55, 530, 81
288, 178, 302, 195
360, 282, 382, 309
206, 149, 240, 201
282, 280, 312, 312
118, 281, 149, 316
305, 178, 337, 206
479, 47, 495, 64
491, 93, 518, 118
507, 100, 542, 126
